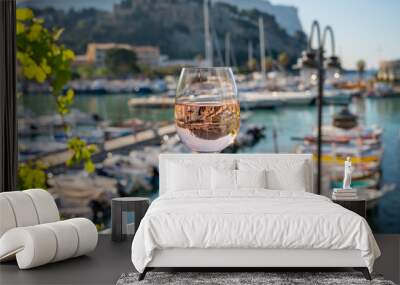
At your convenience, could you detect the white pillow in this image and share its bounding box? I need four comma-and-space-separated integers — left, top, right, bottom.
237, 169, 267, 189
211, 169, 267, 191
266, 167, 306, 191
166, 159, 235, 192
167, 162, 211, 191
237, 159, 308, 191
211, 168, 236, 190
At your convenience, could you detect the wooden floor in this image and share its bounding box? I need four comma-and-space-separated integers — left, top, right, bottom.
0, 235, 133, 285
0, 234, 399, 285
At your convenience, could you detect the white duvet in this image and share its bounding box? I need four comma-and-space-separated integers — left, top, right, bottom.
131, 190, 380, 273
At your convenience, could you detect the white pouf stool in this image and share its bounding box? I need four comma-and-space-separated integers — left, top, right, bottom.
0, 189, 98, 269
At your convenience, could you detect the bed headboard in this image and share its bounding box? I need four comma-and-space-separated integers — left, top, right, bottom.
159, 153, 314, 195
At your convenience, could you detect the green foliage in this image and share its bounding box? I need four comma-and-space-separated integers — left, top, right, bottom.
93, 66, 110, 78
57, 89, 75, 117
139, 64, 182, 79
76, 65, 109, 79
17, 8, 97, 189
18, 161, 48, 190
66, 138, 97, 173
105, 48, 139, 77
16, 8, 75, 99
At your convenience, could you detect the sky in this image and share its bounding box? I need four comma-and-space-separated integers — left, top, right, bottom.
271, 0, 400, 69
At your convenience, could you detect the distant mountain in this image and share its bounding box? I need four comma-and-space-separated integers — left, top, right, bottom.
20, 0, 303, 36
214, 0, 302, 35
28, 0, 307, 65
17, 0, 119, 11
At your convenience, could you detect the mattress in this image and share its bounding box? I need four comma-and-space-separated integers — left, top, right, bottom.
131, 190, 380, 273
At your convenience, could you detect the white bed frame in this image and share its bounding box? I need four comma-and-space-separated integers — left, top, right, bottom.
140, 154, 370, 280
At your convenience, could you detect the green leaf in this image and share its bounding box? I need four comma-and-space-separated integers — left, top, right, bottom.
40, 59, 52, 74
66, 137, 97, 173
84, 160, 95, 173
35, 67, 47, 83
27, 23, 42, 41
16, 8, 34, 21
16, 8, 95, 174
18, 161, 48, 190
63, 49, 75, 61
22, 63, 38, 80
65, 88, 75, 102
16, 22, 25, 35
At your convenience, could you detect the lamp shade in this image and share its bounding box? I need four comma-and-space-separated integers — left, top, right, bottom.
296, 50, 319, 89
325, 55, 342, 84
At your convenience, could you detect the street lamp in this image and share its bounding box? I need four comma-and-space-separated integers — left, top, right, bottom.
325, 56, 342, 84
323, 26, 342, 84
296, 20, 341, 195
297, 50, 319, 89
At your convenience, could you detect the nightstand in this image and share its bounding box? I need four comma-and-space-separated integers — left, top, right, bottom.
111, 197, 150, 242
332, 199, 366, 218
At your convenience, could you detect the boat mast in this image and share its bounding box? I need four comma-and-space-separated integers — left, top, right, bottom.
225, 32, 230, 66
203, 0, 213, 67
230, 41, 238, 68
258, 17, 266, 77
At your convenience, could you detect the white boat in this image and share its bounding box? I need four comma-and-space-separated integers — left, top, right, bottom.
48, 172, 118, 196
277, 90, 316, 105
304, 124, 383, 143
102, 154, 154, 178
240, 89, 315, 108
19, 139, 67, 159
297, 143, 384, 160
239, 91, 284, 109
321, 88, 353, 105
47, 172, 118, 218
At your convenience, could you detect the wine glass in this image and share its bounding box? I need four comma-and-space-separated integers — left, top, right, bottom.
175, 67, 240, 153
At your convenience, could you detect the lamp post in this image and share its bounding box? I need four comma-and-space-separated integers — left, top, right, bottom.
297, 21, 340, 195
313, 21, 324, 196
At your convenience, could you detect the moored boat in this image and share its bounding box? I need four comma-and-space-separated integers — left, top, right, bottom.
239, 91, 284, 109
321, 88, 354, 105
293, 106, 385, 208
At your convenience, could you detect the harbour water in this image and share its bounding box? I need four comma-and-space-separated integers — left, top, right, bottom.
20, 94, 400, 233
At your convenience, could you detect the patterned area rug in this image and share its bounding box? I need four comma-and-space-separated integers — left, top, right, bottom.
116, 272, 395, 285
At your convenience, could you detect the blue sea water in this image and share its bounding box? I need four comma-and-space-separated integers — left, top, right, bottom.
20, 95, 400, 233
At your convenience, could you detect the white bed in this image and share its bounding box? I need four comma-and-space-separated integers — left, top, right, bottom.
131, 154, 380, 280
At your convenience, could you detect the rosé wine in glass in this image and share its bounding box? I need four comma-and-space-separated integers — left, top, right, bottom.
175, 67, 240, 153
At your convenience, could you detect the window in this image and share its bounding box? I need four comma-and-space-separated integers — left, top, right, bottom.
9, 0, 400, 233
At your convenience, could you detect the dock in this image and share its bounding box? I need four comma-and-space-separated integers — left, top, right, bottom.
128, 97, 174, 108
127, 91, 320, 110
127, 95, 283, 109
41, 123, 176, 167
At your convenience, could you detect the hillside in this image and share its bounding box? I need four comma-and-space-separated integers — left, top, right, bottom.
22, 0, 303, 35
32, 0, 307, 66
214, 0, 302, 35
